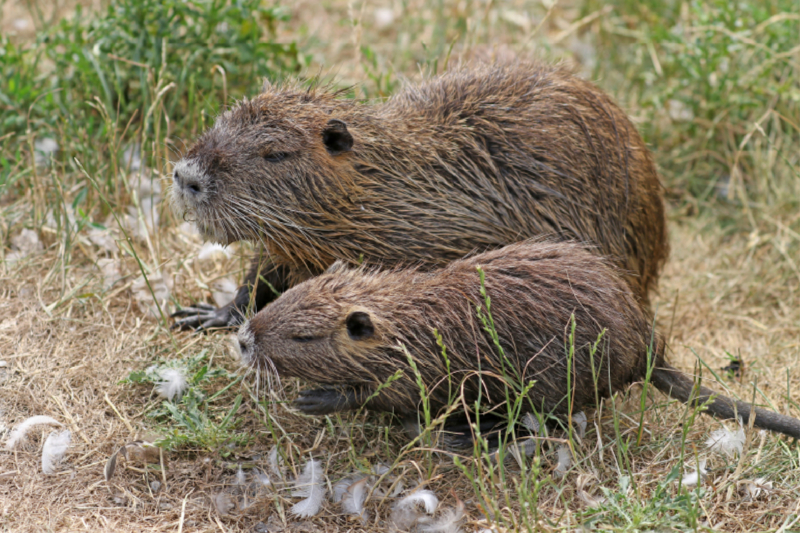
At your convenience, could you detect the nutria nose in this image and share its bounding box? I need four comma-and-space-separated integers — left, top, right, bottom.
174, 168, 203, 195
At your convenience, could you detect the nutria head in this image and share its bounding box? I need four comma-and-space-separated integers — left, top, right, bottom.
170, 83, 356, 247
235, 264, 402, 391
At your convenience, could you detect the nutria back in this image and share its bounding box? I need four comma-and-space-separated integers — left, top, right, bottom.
237, 241, 657, 417
172, 60, 668, 310
237, 240, 800, 440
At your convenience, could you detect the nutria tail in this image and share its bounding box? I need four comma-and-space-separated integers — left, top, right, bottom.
651, 363, 800, 439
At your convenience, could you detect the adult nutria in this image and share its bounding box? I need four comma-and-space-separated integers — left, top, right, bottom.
235, 241, 800, 440
170, 60, 668, 330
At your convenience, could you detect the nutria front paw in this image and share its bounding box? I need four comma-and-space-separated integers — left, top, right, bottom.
294, 387, 361, 415
171, 302, 243, 331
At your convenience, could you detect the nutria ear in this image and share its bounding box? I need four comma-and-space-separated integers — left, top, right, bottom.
346, 311, 374, 341
322, 119, 353, 154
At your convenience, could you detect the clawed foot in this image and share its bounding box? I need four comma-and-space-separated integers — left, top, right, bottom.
294, 387, 362, 415
171, 303, 243, 331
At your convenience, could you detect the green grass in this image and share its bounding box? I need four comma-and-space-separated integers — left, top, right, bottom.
122, 348, 247, 453
589, 0, 800, 210
1, 0, 304, 230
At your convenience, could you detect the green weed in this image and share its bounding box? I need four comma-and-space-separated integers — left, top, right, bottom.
123, 348, 247, 454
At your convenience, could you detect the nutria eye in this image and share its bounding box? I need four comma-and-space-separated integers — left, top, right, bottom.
346, 311, 374, 341
292, 335, 316, 343
264, 152, 289, 163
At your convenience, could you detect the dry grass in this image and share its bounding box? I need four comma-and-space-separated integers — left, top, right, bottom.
4, 214, 800, 532
2, 0, 800, 532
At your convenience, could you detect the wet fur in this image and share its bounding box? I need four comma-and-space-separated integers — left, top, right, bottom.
239, 241, 800, 439
172, 60, 669, 323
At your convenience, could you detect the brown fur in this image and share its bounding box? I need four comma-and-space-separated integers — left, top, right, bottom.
238, 241, 800, 439
171, 61, 669, 329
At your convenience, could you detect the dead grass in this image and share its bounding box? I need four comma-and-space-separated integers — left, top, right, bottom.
2, 0, 800, 532
4, 201, 799, 532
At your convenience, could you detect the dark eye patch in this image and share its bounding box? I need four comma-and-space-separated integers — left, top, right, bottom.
264, 152, 290, 163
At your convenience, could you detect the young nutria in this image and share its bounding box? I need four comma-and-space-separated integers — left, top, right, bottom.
171, 60, 669, 330
236, 241, 800, 440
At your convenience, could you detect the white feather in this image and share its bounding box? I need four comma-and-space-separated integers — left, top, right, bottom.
521, 413, 540, 434
577, 490, 606, 508
506, 438, 537, 468
705, 419, 745, 457
291, 459, 326, 517
396, 489, 439, 514
681, 459, 707, 486
268, 446, 284, 479
97, 257, 123, 291
42, 430, 71, 474
372, 464, 391, 476
214, 492, 235, 515
212, 278, 238, 308
154, 368, 188, 401
418, 500, 465, 533
132, 271, 172, 318
332, 475, 362, 503
253, 469, 271, 487
392, 489, 439, 529
235, 465, 247, 485
341, 476, 369, 517
573, 411, 587, 439
198, 242, 232, 262
744, 477, 772, 500
554, 444, 572, 477
388, 479, 405, 498
5, 415, 62, 450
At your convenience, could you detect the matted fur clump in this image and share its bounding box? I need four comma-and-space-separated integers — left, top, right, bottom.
237, 241, 800, 440
171, 60, 669, 330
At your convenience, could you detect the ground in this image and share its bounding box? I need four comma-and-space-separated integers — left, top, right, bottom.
2, 1, 799, 532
